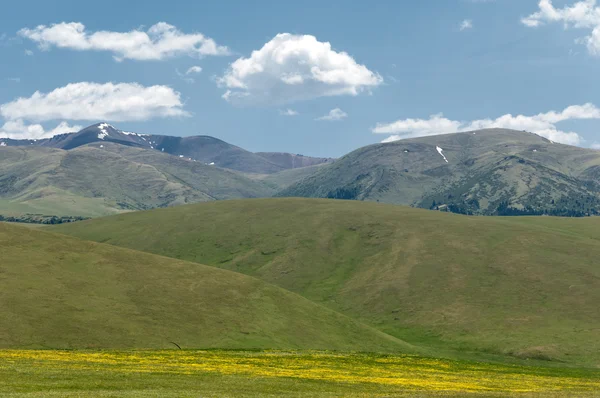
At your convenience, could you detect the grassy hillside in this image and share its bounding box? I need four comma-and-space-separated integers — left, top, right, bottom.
54, 198, 600, 366
279, 129, 600, 216
0, 221, 411, 352
0, 144, 273, 217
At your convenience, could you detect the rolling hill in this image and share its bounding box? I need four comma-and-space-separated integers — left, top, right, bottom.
0, 143, 274, 217
53, 198, 600, 366
279, 129, 600, 216
0, 221, 411, 351
0, 123, 331, 174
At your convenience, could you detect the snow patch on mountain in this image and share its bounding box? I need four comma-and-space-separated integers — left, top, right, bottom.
436, 146, 448, 163
97, 123, 112, 140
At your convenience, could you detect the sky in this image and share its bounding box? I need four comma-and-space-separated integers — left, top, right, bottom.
1, 0, 600, 157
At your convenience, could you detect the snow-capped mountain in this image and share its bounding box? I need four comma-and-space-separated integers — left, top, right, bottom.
0, 123, 333, 174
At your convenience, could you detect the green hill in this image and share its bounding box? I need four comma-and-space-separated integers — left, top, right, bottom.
0, 220, 411, 351
0, 144, 274, 218
278, 129, 600, 216
54, 198, 600, 366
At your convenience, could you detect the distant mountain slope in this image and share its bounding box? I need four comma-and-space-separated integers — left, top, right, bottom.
255, 152, 333, 170
279, 129, 600, 216
248, 163, 330, 191
0, 221, 410, 351
0, 143, 273, 217
54, 198, 600, 366
148, 135, 287, 174
0, 123, 330, 174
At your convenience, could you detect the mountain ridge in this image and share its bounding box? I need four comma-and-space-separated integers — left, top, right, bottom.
0, 123, 332, 174
279, 128, 600, 216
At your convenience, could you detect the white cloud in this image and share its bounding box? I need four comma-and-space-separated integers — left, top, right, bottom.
19, 22, 229, 61
373, 104, 600, 146
279, 108, 299, 116
218, 33, 383, 105
0, 82, 188, 122
460, 20, 473, 31
522, 0, 600, 55
316, 108, 348, 121
591, 142, 600, 149
24, 49, 34, 56
374, 113, 462, 136
0, 119, 82, 139
186, 65, 202, 74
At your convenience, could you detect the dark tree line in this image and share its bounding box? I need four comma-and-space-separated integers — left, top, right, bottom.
0, 214, 90, 224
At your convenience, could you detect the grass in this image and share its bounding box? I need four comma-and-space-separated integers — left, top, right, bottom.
53, 198, 600, 367
1, 350, 599, 397
0, 144, 274, 218
0, 221, 412, 352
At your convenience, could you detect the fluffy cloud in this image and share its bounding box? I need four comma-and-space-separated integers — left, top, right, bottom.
316, 108, 348, 121
279, 109, 299, 116
460, 20, 473, 31
0, 82, 188, 122
19, 22, 229, 61
218, 33, 383, 105
0, 119, 82, 139
522, 0, 600, 55
373, 104, 600, 146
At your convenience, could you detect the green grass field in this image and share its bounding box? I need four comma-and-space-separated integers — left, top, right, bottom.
53, 198, 600, 367
1, 350, 599, 397
0, 221, 410, 352
5, 198, 600, 396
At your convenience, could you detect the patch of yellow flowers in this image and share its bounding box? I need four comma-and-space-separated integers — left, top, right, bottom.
0, 350, 598, 393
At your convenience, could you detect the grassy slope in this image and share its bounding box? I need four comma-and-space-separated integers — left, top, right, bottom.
54, 198, 600, 366
0, 221, 412, 352
0, 144, 273, 217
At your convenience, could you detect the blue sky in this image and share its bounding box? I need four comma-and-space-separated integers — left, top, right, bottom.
1, 0, 600, 157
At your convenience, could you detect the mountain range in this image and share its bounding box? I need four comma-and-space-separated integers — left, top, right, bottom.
0, 122, 333, 174
2, 124, 600, 218
279, 129, 600, 216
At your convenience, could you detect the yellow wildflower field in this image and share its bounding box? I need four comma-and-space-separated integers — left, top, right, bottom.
0, 350, 598, 397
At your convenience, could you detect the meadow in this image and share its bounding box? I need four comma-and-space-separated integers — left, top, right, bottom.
4, 198, 600, 396
1, 350, 599, 397
54, 198, 600, 367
